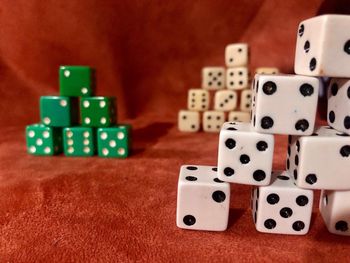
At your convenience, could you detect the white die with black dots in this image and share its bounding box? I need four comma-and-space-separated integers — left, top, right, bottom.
202, 67, 225, 90
225, 43, 248, 67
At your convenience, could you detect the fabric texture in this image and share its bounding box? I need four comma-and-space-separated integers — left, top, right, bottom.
1, 0, 350, 261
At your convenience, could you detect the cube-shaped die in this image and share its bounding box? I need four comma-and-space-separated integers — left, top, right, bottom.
255, 67, 279, 75
228, 111, 250, 123
26, 124, 62, 155
97, 125, 131, 158
226, 67, 249, 90
202, 67, 225, 90
40, 96, 78, 127
295, 15, 350, 77
176, 165, 230, 231
327, 79, 350, 134
214, 90, 237, 111
225, 43, 248, 67
63, 127, 95, 156
251, 74, 319, 135
252, 171, 313, 235
218, 122, 274, 185
187, 89, 209, 111
178, 110, 200, 132
202, 111, 225, 133
287, 126, 350, 190
240, 89, 252, 112
81, 97, 116, 127
320, 190, 350, 236
59, 66, 95, 97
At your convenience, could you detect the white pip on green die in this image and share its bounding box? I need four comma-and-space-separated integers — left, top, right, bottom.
63, 127, 95, 156
97, 125, 131, 158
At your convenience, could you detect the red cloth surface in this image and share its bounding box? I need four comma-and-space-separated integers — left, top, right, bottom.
1, 0, 350, 261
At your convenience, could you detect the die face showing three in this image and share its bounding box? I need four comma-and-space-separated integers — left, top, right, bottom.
63, 127, 95, 156
214, 90, 237, 111
59, 66, 95, 97
217, 122, 274, 185
97, 125, 131, 158
187, 89, 209, 111
251, 74, 319, 135
202, 111, 225, 133
176, 165, 230, 231
226, 67, 249, 90
252, 171, 313, 235
294, 15, 350, 77
202, 67, 225, 90
225, 43, 248, 67
26, 124, 62, 155
178, 110, 200, 132
287, 126, 350, 190
327, 79, 350, 134
80, 97, 116, 127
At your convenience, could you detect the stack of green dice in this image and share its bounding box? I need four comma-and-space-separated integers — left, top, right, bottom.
25, 66, 131, 158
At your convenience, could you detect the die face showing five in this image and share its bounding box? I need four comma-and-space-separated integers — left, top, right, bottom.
255, 67, 279, 75
202, 67, 225, 90
228, 111, 250, 123
327, 79, 350, 134
26, 124, 62, 155
177, 165, 230, 231
252, 171, 313, 235
80, 97, 116, 127
251, 74, 319, 135
187, 89, 209, 111
226, 67, 249, 90
214, 90, 237, 111
178, 110, 200, 132
240, 89, 252, 112
319, 190, 350, 236
97, 125, 131, 158
202, 111, 225, 132
287, 126, 350, 190
63, 127, 95, 156
225, 43, 248, 67
294, 15, 350, 77
217, 122, 274, 185
59, 66, 95, 97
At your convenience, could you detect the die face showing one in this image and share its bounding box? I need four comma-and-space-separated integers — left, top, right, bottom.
187, 89, 209, 111
225, 43, 248, 67
214, 90, 237, 111
178, 110, 200, 132
202, 67, 225, 90
320, 190, 350, 236
63, 127, 95, 156
226, 67, 249, 90
287, 126, 350, 190
240, 89, 252, 112
327, 79, 350, 134
294, 15, 350, 77
253, 171, 313, 235
202, 111, 225, 132
40, 96, 78, 127
97, 125, 131, 158
81, 97, 116, 127
228, 111, 250, 123
217, 122, 274, 185
26, 124, 62, 155
176, 165, 230, 231
59, 66, 95, 97
251, 74, 319, 135
255, 67, 279, 75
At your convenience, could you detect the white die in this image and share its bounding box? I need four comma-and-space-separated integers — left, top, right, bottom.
251, 74, 319, 135
286, 126, 350, 190
178, 110, 200, 132
295, 15, 350, 77
225, 43, 248, 67
187, 89, 209, 111
255, 67, 279, 75
252, 171, 313, 235
226, 67, 249, 90
228, 111, 250, 123
202, 67, 225, 90
214, 90, 237, 111
217, 122, 274, 185
176, 165, 230, 231
327, 79, 350, 134
240, 89, 252, 112
320, 190, 350, 236
202, 111, 225, 133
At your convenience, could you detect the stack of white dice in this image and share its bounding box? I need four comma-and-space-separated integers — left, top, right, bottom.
176, 14, 350, 236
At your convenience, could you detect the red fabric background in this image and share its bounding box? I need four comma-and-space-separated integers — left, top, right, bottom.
1, 0, 350, 261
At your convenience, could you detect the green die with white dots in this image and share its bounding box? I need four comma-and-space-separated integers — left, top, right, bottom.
40, 96, 78, 127
97, 125, 131, 158
80, 97, 116, 127
26, 124, 62, 155
63, 127, 96, 156
59, 66, 95, 97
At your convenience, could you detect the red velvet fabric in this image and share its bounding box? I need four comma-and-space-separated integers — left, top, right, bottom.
1, 0, 350, 261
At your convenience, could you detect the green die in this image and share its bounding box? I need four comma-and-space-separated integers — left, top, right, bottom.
63, 127, 95, 156
97, 125, 131, 158
26, 124, 62, 155
80, 97, 116, 127
59, 66, 95, 97
40, 96, 78, 127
